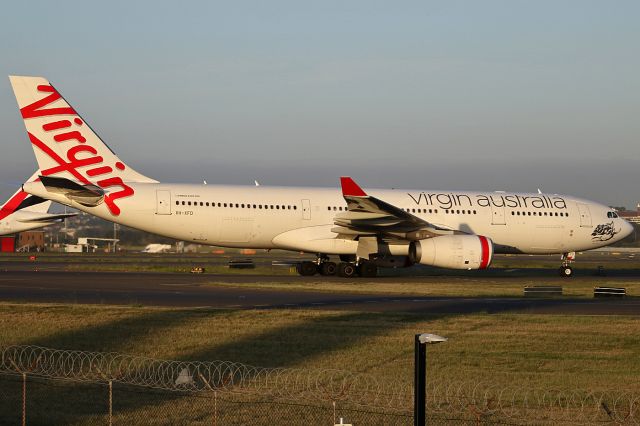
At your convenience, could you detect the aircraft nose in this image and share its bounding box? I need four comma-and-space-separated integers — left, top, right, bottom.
620, 219, 634, 239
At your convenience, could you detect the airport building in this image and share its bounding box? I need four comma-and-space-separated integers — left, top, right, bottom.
617, 204, 640, 224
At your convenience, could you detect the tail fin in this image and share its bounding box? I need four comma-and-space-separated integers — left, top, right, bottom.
0, 170, 51, 221
9, 76, 157, 216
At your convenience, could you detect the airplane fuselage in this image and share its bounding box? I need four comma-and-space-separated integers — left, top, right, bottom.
24, 182, 632, 256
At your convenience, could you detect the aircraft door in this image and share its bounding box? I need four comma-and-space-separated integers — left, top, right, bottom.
156, 190, 172, 215
577, 203, 592, 227
491, 204, 506, 225
301, 199, 311, 220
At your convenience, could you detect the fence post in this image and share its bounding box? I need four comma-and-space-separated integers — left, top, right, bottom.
22, 372, 26, 426
214, 390, 217, 426
108, 380, 113, 426
332, 400, 336, 425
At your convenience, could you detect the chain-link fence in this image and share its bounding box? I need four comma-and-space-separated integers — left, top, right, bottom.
1, 345, 638, 425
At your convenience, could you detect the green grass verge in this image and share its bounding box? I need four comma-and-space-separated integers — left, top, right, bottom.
1, 302, 639, 391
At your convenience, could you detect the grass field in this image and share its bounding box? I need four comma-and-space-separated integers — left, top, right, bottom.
1, 302, 639, 392
202, 275, 640, 297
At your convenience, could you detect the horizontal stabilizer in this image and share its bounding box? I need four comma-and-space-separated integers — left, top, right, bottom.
16, 195, 49, 212
38, 175, 105, 207
16, 211, 77, 223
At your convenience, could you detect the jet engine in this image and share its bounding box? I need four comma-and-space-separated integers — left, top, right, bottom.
408, 235, 493, 270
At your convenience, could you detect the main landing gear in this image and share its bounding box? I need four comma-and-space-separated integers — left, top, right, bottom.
297, 255, 338, 277
558, 252, 575, 278
296, 255, 378, 278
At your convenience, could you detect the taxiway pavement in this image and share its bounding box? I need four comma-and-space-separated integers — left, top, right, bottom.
0, 270, 638, 315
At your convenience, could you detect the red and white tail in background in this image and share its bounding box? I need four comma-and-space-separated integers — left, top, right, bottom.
9, 76, 157, 216
0, 170, 51, 221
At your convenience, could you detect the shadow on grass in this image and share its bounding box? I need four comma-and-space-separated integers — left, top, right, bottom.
21, 308, 225, 353
13, 297, 611, 422
10, 308, 440, 422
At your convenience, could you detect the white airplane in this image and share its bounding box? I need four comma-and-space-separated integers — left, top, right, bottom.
0, 170, 76, 236
8, 75, 634, 277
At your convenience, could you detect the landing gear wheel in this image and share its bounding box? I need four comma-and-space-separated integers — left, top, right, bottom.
337, 262, 357, 278
358, 261, 378, 278
298, 261, 318, 276
319, 262, 337, 276
559, 266, 573, 278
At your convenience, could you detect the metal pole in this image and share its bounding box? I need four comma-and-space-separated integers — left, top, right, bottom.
108, 380, 113, 426
414, 334, 426, 426
22, 373, 26, 426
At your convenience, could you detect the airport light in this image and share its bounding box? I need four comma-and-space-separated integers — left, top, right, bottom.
414, 333, 447, 426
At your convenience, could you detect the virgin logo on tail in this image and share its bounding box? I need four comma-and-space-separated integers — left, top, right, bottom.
22, 85, 133, 216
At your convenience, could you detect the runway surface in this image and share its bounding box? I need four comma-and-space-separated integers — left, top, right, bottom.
0, 270, 638, 315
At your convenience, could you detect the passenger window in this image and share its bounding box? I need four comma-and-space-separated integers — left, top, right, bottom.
294, 206, 297, 210
181, 201, 185, 206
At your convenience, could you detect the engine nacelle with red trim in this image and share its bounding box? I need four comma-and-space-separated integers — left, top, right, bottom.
408, 235, 493, 270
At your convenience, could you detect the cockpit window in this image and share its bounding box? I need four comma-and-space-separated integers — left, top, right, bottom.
607, 211, 619, 218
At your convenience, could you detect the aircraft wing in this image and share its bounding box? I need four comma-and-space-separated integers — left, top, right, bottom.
333, 177, 456, 241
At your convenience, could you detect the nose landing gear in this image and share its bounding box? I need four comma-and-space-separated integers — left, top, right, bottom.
558, 252, 575, 277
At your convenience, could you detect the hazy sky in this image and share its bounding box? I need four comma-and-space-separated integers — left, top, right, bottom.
1, 1, 638, 207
